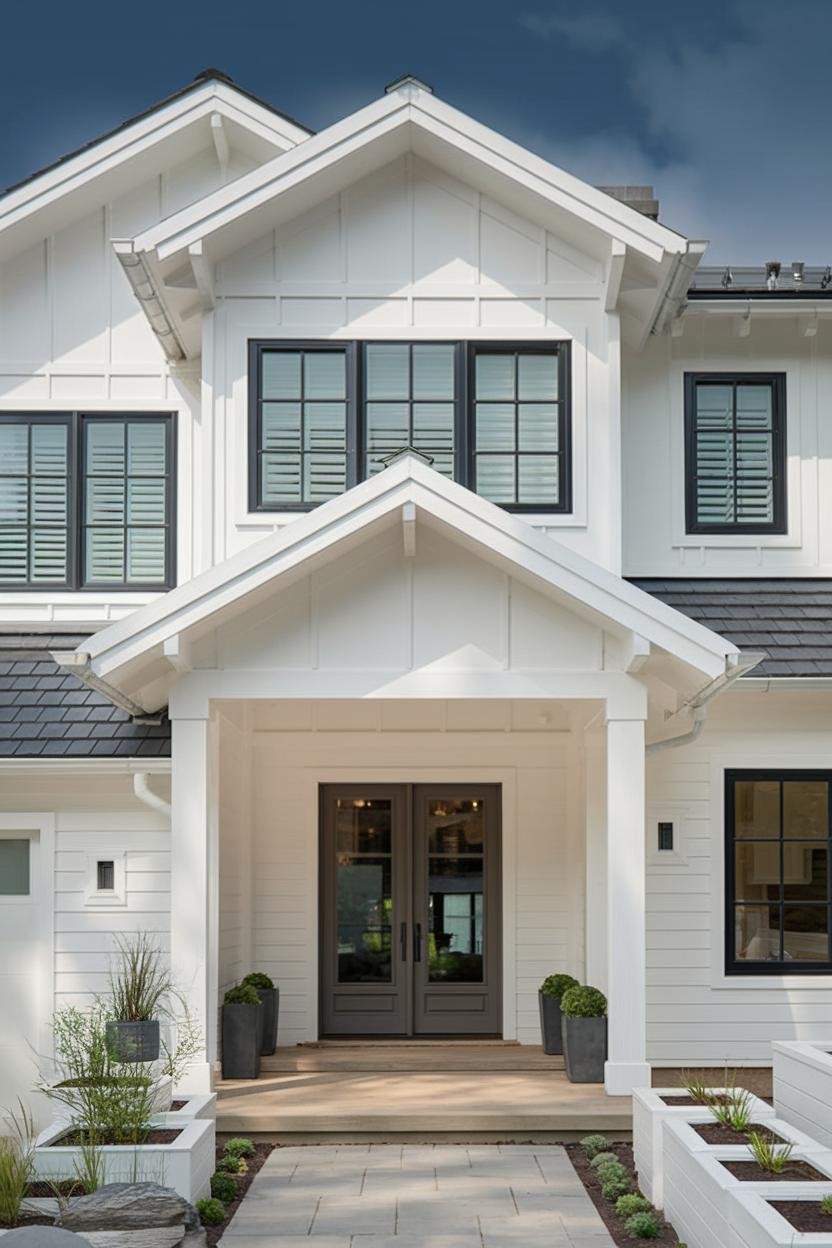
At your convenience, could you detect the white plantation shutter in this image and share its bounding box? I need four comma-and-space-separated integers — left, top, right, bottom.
257, 348, 347, 506
473, 348, 562, 507
0, 419, 69, 584
83, 419, 169, 585
363, 344, 456, 477
691, 379, 782, 531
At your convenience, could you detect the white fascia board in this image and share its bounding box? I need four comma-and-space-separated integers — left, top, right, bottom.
0, 81, 307, 239
133, 89, 684, 267
82, 457, 736, 687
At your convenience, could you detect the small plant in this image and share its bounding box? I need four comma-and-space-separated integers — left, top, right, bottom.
109, 933, 172, 1022
560, 984, 607, 1018
224, 1137, 256, 1159
616, 1193, 653, 1217
709, 1087, 754, 1132
0, 1103, 36, 1227
747, 1130, 794, 1173
73, 1136, 104, 1194
197, 1198, 227, 1226
681, 1069, 713, 1105
242, 972, 274, 992
597, 1160, 628, 1183
821, 1194, 832, 1214
217, 1153, 247, 1175
210, 1172, 238, 1204
540, 973, 579, 999
224, 983, 261, 1006
625, 1210, 660, 1239
590, 1151, 618, 1171
580, 1133, 610, 1160
602, 1172, 631, 1201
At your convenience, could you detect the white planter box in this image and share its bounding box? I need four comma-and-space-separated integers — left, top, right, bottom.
633, 1085, 774, 1209
733, 1190, 832, 1248
663, 1117, 832, 1248
32, 1115, 215, 1203
46, 1077, 173, 1126
159, 1091, 216, 1122
773, 1041, 832, 1150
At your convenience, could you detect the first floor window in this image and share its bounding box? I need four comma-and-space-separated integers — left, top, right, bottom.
0, 412, 175, 590
726, 771, 832, 974
249, 340, 571, 513
685, 373, 786, 534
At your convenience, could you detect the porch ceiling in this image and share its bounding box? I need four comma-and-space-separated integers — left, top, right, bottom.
55, 456, 739, 716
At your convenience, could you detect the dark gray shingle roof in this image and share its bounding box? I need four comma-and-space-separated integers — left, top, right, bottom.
631, 579, 832, 678
0, 635, 170, 759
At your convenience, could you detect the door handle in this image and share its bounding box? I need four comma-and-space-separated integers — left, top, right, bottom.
400, 922, 407, 961
414, 922, 422, 962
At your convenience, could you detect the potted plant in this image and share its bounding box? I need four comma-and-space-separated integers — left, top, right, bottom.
105, 934, 172, 1063
538, 973, 578, 1055
221, 983, 262, 1080
560, 984, 607, 1083
242, 972, 279, 1056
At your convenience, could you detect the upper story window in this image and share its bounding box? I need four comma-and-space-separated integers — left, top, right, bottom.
250, 340, 571, 513
0, 413, 176, 591
726, 771, 832, 975
685, 373, 786, 534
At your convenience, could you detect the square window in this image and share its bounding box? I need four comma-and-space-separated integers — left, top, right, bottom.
0, 839, 30, 895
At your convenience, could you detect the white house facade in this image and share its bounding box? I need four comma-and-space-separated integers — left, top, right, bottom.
1, 69, 830, 1116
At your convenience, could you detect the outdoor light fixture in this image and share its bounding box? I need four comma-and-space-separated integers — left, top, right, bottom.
657, 822, 674, 852
765, 260, 781, 291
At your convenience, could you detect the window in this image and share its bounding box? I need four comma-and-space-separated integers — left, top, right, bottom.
249, 341, 571, 513
726, 771, 832, 974
685, 373, 786, 534
96, 860, 115, 891
0, 413, 175, 590
0, 839, 30, 896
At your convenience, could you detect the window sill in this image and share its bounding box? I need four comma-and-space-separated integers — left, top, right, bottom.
672, 532, 801, 549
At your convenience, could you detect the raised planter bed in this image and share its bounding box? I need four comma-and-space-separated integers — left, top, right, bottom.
632, 1085, 774, 1209
32, 1115, 215, 1202
773, 1040, 832, 1150
732, 1190, 832, 1247
158, 1091, 216, 1121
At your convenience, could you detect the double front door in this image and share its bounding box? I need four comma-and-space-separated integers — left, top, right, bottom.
319, 784, 501, 1036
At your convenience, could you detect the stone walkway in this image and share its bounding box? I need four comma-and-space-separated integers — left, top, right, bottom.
219, 1143, 615, 1247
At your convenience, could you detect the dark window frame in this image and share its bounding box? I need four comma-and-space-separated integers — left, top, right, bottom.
684, 372, 787, 535
725, 769, 832, 976
0, 411, 177, 592
249, 339, 572, 514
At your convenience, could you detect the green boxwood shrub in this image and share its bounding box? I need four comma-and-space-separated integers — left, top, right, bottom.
560, 984, 607, 1018
597, 1160, 628, 1185
210, 1172, 237, 1204
601, 1173, 631, 1201
624, 1210, 660, 1239
224, 1137, 256, 1158
590, 1151, 618, 1171
539, 973, 579, 999
217, 1153, 246, 1175
223, 983, 260, 1006
616, 1193, 653, 1217
579, 1133, 610, 1160
197, 1198, 226, 1226
242, 972, 274, 992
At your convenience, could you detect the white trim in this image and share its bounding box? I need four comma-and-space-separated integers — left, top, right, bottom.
0, 814, 55, 1074
83, 850, 127, 908
646, 800, 690, 867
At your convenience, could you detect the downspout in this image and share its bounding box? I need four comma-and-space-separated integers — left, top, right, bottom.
133, 772, 172, 819
646, 651, 765, 754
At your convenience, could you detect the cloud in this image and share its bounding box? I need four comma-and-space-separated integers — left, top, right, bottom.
521, 12, 625, 53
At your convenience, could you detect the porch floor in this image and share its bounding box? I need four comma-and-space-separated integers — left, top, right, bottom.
215, 1044, 632, 1140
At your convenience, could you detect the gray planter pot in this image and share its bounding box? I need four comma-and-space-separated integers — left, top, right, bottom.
258, 987, 279, 1056
538, 992, 565, 1055
105, 1019, 160, 1063
562, 1015, 607, 1083
222, 1003, 262, 1080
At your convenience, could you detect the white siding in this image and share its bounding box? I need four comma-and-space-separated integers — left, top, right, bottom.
217, 710, 252, 998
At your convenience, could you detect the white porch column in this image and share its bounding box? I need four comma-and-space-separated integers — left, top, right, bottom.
604, 713, 650, 1095
170, 712, 218, 1092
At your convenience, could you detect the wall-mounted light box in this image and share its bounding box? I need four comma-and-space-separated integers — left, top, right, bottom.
657, 821, 674, 852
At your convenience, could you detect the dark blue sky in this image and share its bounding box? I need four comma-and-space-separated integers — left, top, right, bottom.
2, 0, 828, 262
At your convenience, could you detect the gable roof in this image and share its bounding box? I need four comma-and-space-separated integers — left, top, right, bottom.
65, 455, 739, 714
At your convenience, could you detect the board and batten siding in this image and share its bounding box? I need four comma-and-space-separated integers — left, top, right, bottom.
645, 689, 832, 1066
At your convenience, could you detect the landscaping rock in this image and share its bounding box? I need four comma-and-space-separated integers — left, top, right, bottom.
56, 1183, 194, 1231
78, 1232, 184, 1248
0, 1231, 91, 1247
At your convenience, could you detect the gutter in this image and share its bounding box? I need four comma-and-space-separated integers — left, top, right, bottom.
646, 650, 765, 754
51, 649, 158, 721
650, 240, 708, 337
133, 772, 172, 819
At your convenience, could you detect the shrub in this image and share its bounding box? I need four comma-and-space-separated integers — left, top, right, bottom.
210, 1172, 238, 1204
224, 1137, 256, 1158
616, 1193, 653, 1217
242, 972, 274, 991
821, 1194, 832, 1214
197, 1198, 227, 1226
540, 974, 579, 999
624, 1210, 660, 1239
601, 1173, 631, 1201
589, 1151, 618, 1171
217, 1153, 246, 1175
560, 984, 607, 1019
109, 932, 172, 1022
224, 983, 261, 1006
579, 1133, 610, 1160
597, 1160, 628, 1185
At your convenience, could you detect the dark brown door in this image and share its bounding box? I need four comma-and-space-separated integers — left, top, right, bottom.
319, 784, 501, 1037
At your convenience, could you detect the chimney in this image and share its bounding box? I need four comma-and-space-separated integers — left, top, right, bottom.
596, 185, 660, 221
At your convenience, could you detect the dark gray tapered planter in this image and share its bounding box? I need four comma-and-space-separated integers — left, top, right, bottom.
539, 992, 565, 1055
106, 1019, 160, 1063
258, 987, 279, 1056
562, 1015, 607, 1083
222, 1004, 262, 1080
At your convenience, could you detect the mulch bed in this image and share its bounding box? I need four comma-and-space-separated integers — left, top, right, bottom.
205, 1142, 274, 1248
47, 1128, 183, 1147
659, 1093, 730, 1105
170, 1100, 189, 1111
769, 1200, 832, 1232
721, 1159, 827, 1182
566, 1143, 680, 1248
0, 1212, 56, 1229
693, 1122, 787, 1145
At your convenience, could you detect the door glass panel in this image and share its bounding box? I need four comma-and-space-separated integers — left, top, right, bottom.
335, 798, 393, 984
427, 799, 484, 983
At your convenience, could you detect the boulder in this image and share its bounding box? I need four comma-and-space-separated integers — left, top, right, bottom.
56, 1184, 194, 1232
0, 1231, 91, 1247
